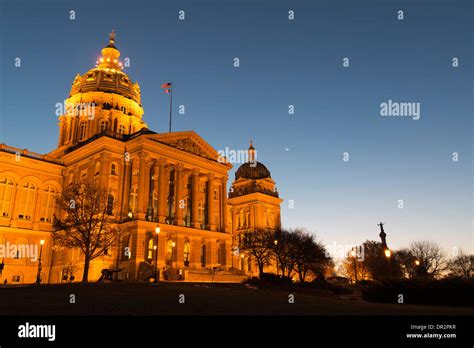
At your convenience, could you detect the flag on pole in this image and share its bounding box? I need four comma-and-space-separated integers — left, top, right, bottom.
163, 89, 171, 93
161, 82, 172, 89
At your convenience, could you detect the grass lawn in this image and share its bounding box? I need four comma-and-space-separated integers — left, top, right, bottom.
0, 282, 472, 316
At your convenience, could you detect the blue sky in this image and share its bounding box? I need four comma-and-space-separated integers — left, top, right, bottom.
0, 0, 472, 256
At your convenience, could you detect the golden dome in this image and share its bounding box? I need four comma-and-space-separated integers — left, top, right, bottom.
69, 31, 141, 104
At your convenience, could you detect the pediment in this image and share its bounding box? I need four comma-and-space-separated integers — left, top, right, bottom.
145, 131, 222, 162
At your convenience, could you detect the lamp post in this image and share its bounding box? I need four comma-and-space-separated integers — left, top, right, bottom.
35, 239, 44, 284
171, 241, 176, 268
384, 248, 392, 278
154, 225, 160, 283
414, 259, 420, 278
273, 239, 279, 275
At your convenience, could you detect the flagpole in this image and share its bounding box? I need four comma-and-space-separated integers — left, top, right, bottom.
169, 85, 173, 133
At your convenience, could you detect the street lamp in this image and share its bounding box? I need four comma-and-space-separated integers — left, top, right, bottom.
154, 225, 160, 283
414, 259, 420, 266
273, 240, 279, 275
384, 248, 392, 278
35, 239, 45, 284
171, 241, 176, 268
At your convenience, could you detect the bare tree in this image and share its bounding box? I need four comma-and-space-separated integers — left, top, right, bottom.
272, 229, 298, 278
340, 252, 370, 283
409, 240, 446, 279
53, 182, 121, 282
446, 250, 472, 279
240, 228, 274, 278
292, 230, 330, 283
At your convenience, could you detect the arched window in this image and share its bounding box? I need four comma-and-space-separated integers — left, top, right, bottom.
0, 178, 14, 217
19, 182, 36, 220
113, 119, 118, 132
40, 186, 56, 223
118, 124, 126, 134
184, 198, 191, 227
110, 163, 117, 176
99, 120, 108, 132
166, 239, 174, 262
184, 241, 190, 267
146, 237, 154, 262
79, 121, 87, 140
94, 162, 100, 176
107, 194, 114, 215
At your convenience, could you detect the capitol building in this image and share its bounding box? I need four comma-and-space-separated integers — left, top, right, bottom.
0, 33, 282, 284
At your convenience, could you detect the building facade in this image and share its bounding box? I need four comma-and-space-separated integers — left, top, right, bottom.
0, 33, 282, 284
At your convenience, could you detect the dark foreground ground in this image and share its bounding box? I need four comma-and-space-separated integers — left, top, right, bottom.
0, 282, 472, 315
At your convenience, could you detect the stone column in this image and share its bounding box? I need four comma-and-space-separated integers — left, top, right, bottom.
157, 159, 167, 223
191, 169, 200, 229
99, 152, 111, 190
153, 163, 159, 221
157, 232, 167, 268
174, 164, 184, 226
32, 187, 42, 227
176, 234, 185, 268
10, 183, 20, 223
121, 159, 131, 219
58, 118, 65, 147
189, 236, 202, 268
70, 117, 76, 144
207, 173, 216, 231
224, 239, 232, 269
144, 162, 153, 220
137, 152, 148, 219
220, 177, 228, 232
206, 238, 217, 268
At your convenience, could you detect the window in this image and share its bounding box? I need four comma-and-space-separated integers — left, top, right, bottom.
166, 239, 174, 262
99, 120, 108, 132
12, 274, 22, 283
40, 186, 56, 223
146, 238, 154, 262
110, 163, 117, 176
184, 241, 190, 267
184, 198, 191, 227
107, 194, 114, 215
0, 178, 14, 217
18, 182, 36, 220
79, 121, 87, 140
118, 124, 126, 134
